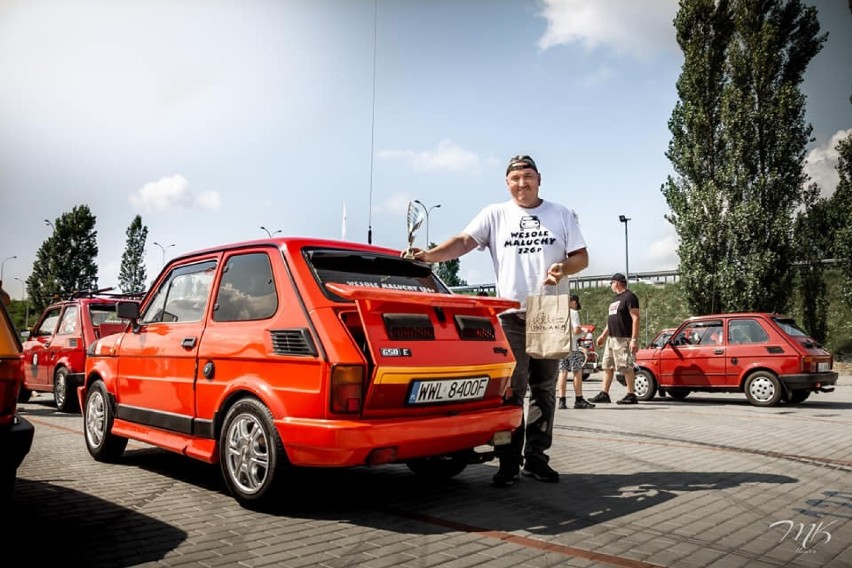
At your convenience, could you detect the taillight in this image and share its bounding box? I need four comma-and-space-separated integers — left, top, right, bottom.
0, 379, 19, 417
801, 356, 814, 373
331, 365, 365, 413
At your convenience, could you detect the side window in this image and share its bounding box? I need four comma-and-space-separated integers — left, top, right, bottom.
37, 308, 61, 337
141, 260, 217, 324
57, 305, 80, 335
213, 253, 278, 322
728, 319, 769, 344
673, 321, 722, 346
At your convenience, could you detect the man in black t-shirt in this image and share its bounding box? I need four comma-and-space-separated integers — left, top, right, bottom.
591, 273, 641, 404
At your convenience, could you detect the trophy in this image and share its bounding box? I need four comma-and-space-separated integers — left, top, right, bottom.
403, 201, 425, 259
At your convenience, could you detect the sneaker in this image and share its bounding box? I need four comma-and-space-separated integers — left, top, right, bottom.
557, 397, 568, 410
574, 398, 595, 409
492, 464, 520, 487
522, 460, 560, 483
617, 393, 638, 405
589, 391, 611, 403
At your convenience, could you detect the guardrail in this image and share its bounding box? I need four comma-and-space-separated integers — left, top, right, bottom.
450, 269, 681, 295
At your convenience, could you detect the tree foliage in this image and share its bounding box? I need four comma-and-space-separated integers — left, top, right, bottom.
119, 215, 149, 294
431, 242, 467, 287
27, 205, 99, 313
664, 0, 826, 316
830, 133, 852, 307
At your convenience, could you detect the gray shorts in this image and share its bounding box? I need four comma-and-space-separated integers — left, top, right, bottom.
602, 337, 634, 371
559, 350, 585, 372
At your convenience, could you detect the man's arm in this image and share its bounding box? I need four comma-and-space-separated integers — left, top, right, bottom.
413, 234, 479, 264
629, 307, 641, 352
545, 247, 589, 285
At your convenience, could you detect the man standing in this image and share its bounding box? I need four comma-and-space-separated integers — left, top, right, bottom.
556, 294, 595, 409
591, 273, 640, 405
411, 154, 588, 487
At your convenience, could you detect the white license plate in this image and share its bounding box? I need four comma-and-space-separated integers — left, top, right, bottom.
407, 377, 489, 405
818, 362, 829, 372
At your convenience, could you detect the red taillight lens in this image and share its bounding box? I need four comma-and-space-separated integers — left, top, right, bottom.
802, 356, 814, 373
331, 365, 364, 414
0, 378, 19, 418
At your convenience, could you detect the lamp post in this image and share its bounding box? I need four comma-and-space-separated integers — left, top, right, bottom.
14, 277, 29, 328
1, 255, 16, 281
153, 241, 175, 267
260, 226, 282, 238
618, 215, 631, 281
414, 200, 441, 247
44, 219, 55, 230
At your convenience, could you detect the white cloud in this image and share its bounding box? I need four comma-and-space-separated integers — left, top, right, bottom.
646, 230, 680, 270
129, 174, 221, 212
804, 129, 851, 198
378, 139, 480, 172
537, 0, 679, 61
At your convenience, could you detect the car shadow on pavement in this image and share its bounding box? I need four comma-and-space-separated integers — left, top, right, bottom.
9, 478, 188, 567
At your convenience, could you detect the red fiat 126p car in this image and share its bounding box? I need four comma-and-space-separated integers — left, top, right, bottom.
80, 238, 521, 508
628, 313, 837, 406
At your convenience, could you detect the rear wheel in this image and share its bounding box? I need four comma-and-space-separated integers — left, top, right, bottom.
54, 367, 79, 413
84, 380, 128, 462
406, 450, 470, 479
634, 369, 658, 401
668, 388, 690, 400
220, 398, 288, 509
744, 371, 782, 407
786, 389, 811, 404
17, 386, 32, 403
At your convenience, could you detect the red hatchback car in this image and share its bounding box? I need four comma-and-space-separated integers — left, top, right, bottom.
21, 292, 128, 412
79, 238, 521, 508
630, 313, 838, 406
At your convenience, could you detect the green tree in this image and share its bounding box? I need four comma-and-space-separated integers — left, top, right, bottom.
831, 133, 852, 307
119, 215, 148, 294
28, 205, 99, 312
793, 184, 830, 341
431, 242, 467, 287
664, 0, 826, 315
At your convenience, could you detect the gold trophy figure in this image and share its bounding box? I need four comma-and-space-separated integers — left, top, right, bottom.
403, 201, 425, 259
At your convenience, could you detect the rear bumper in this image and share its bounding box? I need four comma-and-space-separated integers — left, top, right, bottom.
779, 371, 839, 389
277, 405, 522, 467
1, 415, 35, 471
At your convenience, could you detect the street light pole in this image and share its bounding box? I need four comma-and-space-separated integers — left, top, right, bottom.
1, 255, 16, 281
260, 226, 282, 238
152, 241, 175, 267
44, 219, 55, 230
618, 215, 631, 281
413, 200, 441, 247
14, 277, 29, 328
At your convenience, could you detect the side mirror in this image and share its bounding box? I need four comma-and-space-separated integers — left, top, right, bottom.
116, 300, 140, 321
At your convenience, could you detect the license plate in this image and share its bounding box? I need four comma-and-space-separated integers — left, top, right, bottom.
407, 377, 489, 405
818, 362, 829, 372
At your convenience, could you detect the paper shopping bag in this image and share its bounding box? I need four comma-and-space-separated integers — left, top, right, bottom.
525, 292, 573, 359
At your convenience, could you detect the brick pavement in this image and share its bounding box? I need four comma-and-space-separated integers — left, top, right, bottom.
10, 374, 852, 568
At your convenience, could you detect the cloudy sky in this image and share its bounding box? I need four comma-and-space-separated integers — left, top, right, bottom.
0, 0, 849, 293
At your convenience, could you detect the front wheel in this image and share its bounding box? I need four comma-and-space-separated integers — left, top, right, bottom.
634, 369, 658, 401
786, 389, 811, 405
220, 398, 288, 509
84, 380, 128, 462
744, 371, 782, 407
406, 451, 470, 479
54, 367, 79, 413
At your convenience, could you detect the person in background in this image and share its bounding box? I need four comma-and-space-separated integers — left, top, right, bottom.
409, 154, 588, 487
556, 294, 595, 409
591, 273, 641, 405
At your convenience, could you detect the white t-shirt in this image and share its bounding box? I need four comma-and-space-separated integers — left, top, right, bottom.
570, 308, 581, 350
462, 199, 586, 311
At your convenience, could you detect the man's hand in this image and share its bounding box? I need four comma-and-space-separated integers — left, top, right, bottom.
544, 262, 565, 285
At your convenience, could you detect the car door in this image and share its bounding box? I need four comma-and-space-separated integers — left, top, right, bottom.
46, 303, 81, 378
114, 258, 218, 432
725, 317, 771, 384
24, 306, 61, 390
659, 319, 726, 387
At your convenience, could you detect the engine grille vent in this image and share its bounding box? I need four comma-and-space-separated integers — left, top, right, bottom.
270, 328, 318, 356
383, 313, 435, 341
454, 315, 496, 341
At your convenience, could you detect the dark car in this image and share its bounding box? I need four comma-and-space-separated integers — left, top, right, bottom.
79, 237, 522, 508
21, 291, 129, 412
0, 284, 34, 503
625, 313, 837, 406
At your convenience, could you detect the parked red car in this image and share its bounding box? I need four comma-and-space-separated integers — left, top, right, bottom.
627, 313, 837, 406
79, 238, 522, 508
21, 291, 129, 412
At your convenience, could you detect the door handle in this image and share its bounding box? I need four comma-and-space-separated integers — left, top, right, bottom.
181, 337, 197, 349
714, 349, 724, 355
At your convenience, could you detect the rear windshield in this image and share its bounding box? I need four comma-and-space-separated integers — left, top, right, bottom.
304, 248, 449, 300
772, 317, 809, 338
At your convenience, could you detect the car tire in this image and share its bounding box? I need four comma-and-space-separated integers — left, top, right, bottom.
84, 380, 128, 462
634, 369, 658, 401
581, 372, 591, 381
17, 386, 32, 403
219, 398, 287, 510
786, 389, 811, 404
744, 371, 783, 407
54, 367, 79, 413
668, 388, 690, 400
406, 451, 470, 479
